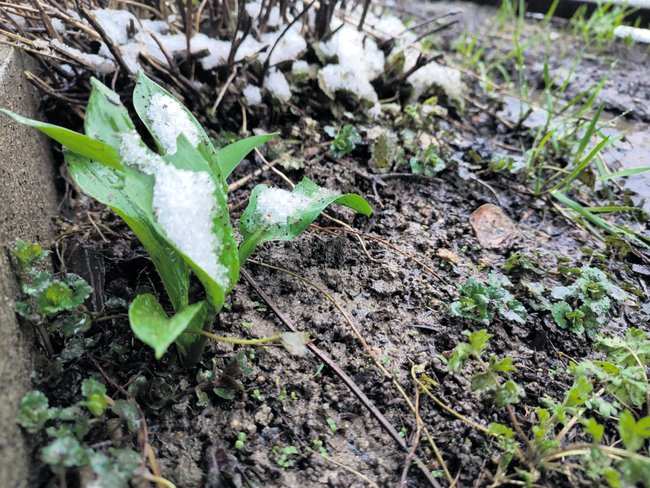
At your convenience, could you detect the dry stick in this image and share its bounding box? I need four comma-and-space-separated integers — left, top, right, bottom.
399, 386, 425, 487
31, 0, 62, 42
357, 0, 371, 31
318, 455, 380, 488
240, 268, 442, 488
228, 157, 283, 192
79, 7, 132, 76
210, 65, 240, 114
261, 0, 316, 79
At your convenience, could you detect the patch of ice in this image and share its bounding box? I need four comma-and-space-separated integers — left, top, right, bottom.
50, 39, 116, 74
243, 85, 263, 106
264, 69, 292, 102
153, 165, 229, 288
147, 93, 200, 154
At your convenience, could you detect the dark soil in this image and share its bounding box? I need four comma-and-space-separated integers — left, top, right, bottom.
19, 2, 650, 487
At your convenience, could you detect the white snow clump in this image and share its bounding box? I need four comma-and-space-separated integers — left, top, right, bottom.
147, 93, 200, 154
264, 69, 292, 102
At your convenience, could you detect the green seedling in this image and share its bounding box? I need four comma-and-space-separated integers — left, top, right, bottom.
550, 266, 626, 338
275, 445, 300, 468
19, 381, 141, 486
325, 124, 361, 157
409, 146, 446, 176
234, 432, 247, 450
2, 73, 372, 364
448, 330, 525, 407
326, 417, 338, 433
449, 273, 527, 325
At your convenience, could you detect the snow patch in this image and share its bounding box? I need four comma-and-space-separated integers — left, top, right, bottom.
264, 69, 292, 102
51, 39, 115, 73
119, 131, 165, 175
147, 93, 200, 154
243, 85, 263, 106
255, 186, 335, 225
152, 165, 229, 288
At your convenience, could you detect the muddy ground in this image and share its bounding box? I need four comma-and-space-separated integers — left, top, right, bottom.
17, 2, 650, 487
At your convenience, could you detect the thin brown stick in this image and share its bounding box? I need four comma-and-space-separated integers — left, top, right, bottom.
79, 7, 132, 76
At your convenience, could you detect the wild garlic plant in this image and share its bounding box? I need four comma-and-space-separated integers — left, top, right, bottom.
2, 72, 372, 364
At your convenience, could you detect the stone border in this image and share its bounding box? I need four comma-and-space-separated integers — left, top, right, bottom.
0, 45, 59, 486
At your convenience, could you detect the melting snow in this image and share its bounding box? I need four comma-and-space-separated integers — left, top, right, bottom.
119, 132, 228, 288
264, 69, 292, 102
50, 39, 115, 73
147, 93, 200, 154
243, 85, 263, 105
152, 165, 229, 288
255, 186, 335, 225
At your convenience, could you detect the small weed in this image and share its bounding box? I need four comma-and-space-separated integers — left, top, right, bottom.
449, 273, 527, 325
326, 417, 338, 433
550, 266, 626, 338
252, 389, 264, 401
19, 380, 141, 486
325, 124, 361, 157
448, 330, 525, 407
409, 146, 446, 176
275, 445, 300, 468
234, 432, 247, 450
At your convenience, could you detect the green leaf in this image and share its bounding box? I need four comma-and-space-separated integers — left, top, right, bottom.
12, 239, 48, 273
34, 274, 92, 316
60, 313, 92, 338
88, 449, 140, 488
19, 391, 51, 433
448, 342, 472, 372
551, 301, 573, 330
467, 329, 493, 355
618, 410, 650, 452
239, 177, 372, 262
111, 400, 141, 433
85, 77, 136, 148
65, 152, 190, 312
129, 294, 207, 359
81, 379, 108, 417
41, 436, 89, 468
0, 109, 122, 170
583, 417, 604, 442
494, 380, 525, 407
217, 133, 278, 179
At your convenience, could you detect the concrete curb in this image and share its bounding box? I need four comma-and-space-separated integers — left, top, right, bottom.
0, 45, 59, 486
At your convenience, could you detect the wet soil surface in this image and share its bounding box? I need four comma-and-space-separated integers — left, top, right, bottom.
24, 2, 650, 487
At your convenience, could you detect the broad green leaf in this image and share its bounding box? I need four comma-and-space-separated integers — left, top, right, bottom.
129, 294, 207, 359
239, 177, 372, 262
0, 109, 122, 170
218, 133, 278, 180
157, 136, 240, 309
85, 77, 136, 147
66, 152, 190, 311
618, 410, 650, 452
132, 71, 221, 178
